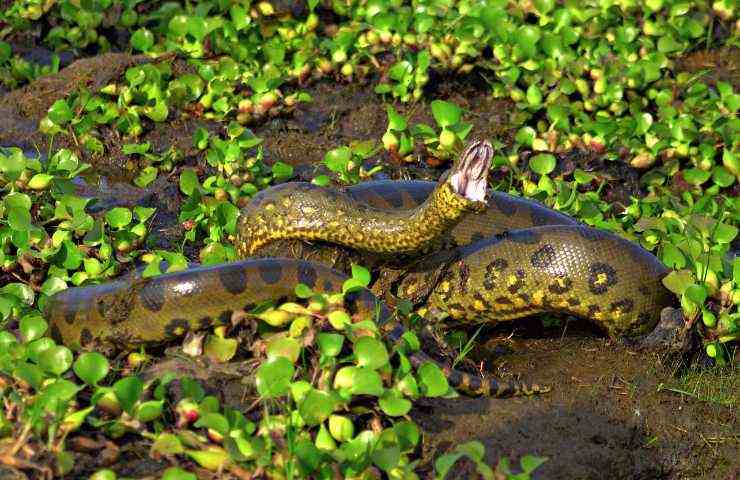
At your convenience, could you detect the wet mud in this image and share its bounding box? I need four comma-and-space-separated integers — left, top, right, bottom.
413, 331, 738, 479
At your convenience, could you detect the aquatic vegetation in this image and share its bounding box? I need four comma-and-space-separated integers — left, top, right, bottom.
0, 0, 737, 477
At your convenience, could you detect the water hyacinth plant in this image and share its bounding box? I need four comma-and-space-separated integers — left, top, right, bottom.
0, 0, 737, 477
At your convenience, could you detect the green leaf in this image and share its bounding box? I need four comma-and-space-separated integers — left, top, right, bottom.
168, 15, 189, 37
299, 389, 337, 426
195, 412, 229, 435
179, 168, 200, 195
266, 336, 301, 363
135, 400, 164, 422
354, 336, 389, 370
271, 161, 294, 182
685, 283, 707, 304
435, 452, 464, 479
38, 346, 73, 376
14, 362, 44, 390
113, 376, 144, 414
323, 146, 352, 173
48, 99, 73, 125
526, 84, 542, 107
294, 283, 313, 299
73, 352, 109, 385
529, 153, 556, 175
515, 126, 536, 146
350, 264, 371, 287
161, 467, 197, 480
333, 366, 384, 396
130, 162, 153, 188
0, 41, 11, 63
131, 28, 154, 51
105, 207, 133, 229
204, 335, 238, 362
711, 166, 735, 188
660, 243, 685, 269
328, 414, 354, 442
255, 357, 294, 398
312, 175, 331, 187
430, 100, 462, 128
662, 271, 694, 297
379, 389, 412, 416
712, 222, 738, 244
682, 168, 711, 185
317, 333, 345, 357
20, 314, 47, 343
417, 362, 449, 397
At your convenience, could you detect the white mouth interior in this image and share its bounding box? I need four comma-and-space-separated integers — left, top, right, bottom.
450, 171, 487, 202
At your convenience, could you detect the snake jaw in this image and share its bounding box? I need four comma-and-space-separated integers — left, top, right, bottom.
448, 139, 492, 205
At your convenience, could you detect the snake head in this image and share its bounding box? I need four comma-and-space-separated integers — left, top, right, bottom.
447, 139, 492, 207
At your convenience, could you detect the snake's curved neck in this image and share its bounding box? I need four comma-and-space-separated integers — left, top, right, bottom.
235, 140, 492, 257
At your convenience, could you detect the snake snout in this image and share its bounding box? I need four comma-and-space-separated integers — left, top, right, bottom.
449, 139, 492, 203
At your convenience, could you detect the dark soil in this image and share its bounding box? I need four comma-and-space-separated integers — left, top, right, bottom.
413, 332, 738, 479
1, 55, 738, 480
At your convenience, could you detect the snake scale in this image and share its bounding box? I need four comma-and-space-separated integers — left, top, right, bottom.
46, 140, 674, 396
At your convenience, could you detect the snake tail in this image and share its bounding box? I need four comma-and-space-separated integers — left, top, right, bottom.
384, 323, 546, 397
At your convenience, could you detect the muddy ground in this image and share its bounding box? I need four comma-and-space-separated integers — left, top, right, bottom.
1, 53, 738, 479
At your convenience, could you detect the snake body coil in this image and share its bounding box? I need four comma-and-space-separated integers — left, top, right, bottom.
45, 140, 673, 396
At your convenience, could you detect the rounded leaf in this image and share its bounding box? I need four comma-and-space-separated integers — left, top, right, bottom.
266, 336, 301, 363
529, 153, 556, 175
131, 28, 154, 51
354, 336, 388, 370
20, 314, 47, 343
256, 357, 294, 398
39, 346, 73, 376
379, 389, 412, 416
299, 389, 337, 426
105, 207, 133, 229
317, 333, 345, 357
430, 100, 461, 128
74, 352, 110, 385
417, 362, 449, 397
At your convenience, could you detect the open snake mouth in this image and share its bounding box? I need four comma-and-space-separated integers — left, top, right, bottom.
448, 139, 492, 203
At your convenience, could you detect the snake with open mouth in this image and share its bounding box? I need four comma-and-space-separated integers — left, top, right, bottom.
45, 140, 674, 396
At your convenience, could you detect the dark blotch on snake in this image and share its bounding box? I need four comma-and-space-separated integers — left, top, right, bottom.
218, 310, 233, 324
139, 280, 166, 312
495, 296, 513, 305
219, 265, 249, 294
610, 298, 635, 313
80, 328, 93, 347
50, 324, 62, 343
531, 244, 557, 269
297, 261, 318, 288
506, 229, 541, 244
587, 263, 618, 295
64, 307, 77, 325
490, 193, 517, 215
200, 316, 214, 329
548, 276, 573, 294
258, 263, 282, 285
164, 318, 190, 338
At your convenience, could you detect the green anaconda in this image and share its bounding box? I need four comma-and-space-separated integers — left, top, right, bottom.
45, 140, 674, 397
